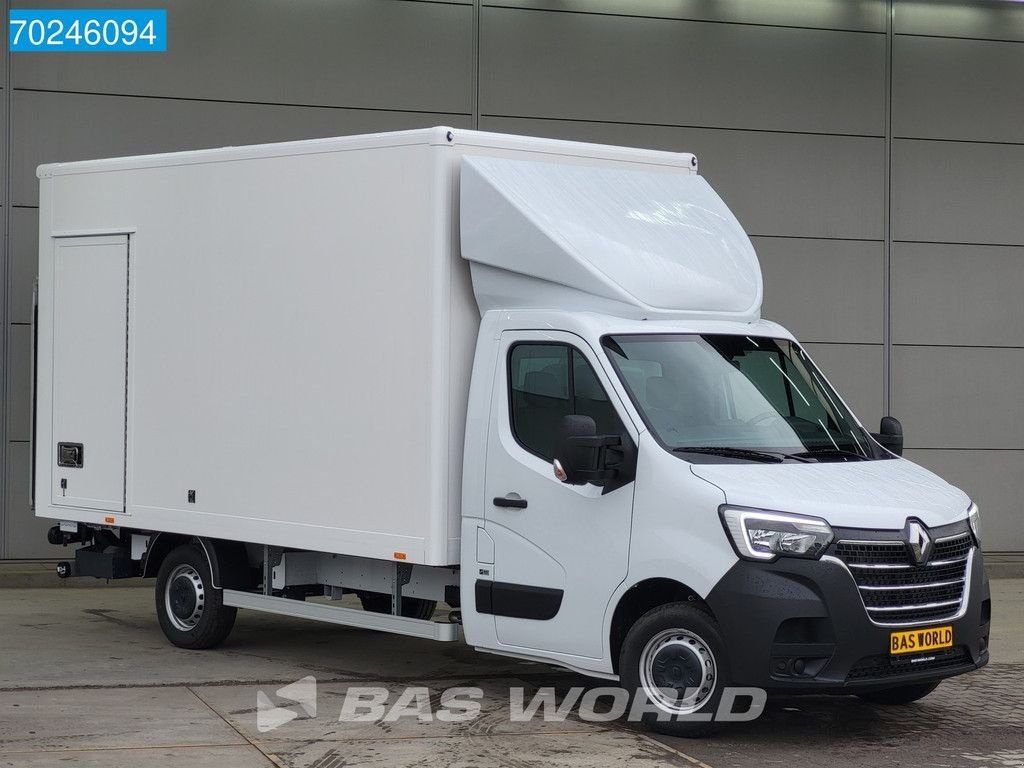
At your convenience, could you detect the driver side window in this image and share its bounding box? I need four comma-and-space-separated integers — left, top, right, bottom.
509, 343, 623, 461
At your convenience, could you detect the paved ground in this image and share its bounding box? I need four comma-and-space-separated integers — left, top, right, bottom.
0, 581, 1022, 767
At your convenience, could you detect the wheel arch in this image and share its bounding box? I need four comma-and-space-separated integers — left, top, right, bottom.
142, 533, 251, 589
608, 577, 713, 674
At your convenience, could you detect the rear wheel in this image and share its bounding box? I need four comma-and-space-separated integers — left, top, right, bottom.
155, 544, 237, 649
857, 681, 940, 705
619, 603, 729, 738
357, 591, 436, 620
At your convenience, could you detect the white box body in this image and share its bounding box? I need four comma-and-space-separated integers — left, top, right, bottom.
34, 128, 694, 566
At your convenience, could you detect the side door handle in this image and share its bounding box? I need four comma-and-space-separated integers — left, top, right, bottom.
493, 495, 528, 509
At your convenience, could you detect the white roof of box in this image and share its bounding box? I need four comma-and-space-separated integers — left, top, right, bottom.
461, 155, 762, 321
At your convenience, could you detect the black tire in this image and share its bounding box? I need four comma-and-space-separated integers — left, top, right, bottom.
857, 681, 940, 705
357, 591, 436, 620
155, 544, 237, 649
619, 603, 730, 738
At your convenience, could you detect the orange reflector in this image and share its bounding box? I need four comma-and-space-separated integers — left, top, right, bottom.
104, 516, 115, 524
393, 551, 407, 561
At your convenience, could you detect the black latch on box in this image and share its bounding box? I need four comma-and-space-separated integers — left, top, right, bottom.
57, 442, 84, 468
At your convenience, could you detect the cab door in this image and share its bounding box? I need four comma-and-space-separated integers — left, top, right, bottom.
480, 331, 637, 661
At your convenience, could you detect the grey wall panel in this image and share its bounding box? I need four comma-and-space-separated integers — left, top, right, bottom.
3, 442, 64, 560
895, 0, 1024, 42
904, 449, 1023, 553
801, 343, 885, 429
479, 7, 886, 135
12, 90, 471, 207
485, 0, 886, 31
0, 89, 6, 190
482, 116, 885, 239
891, 139, 1024, 246
753, 237, 884, 344
12, 0, 474, 114
893, 346, 1024, 449
0, 89, 5, 202
9, 207, 38, 326
5, 0, 1024, 557
892, 242, 1024, 347
0, 87, 5, 168
5, 324, 30, 443
893, 36, 1024, 144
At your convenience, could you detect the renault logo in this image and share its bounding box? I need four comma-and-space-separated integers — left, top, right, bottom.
904, 519, 933, 565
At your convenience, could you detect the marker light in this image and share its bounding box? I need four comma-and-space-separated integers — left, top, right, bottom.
968, 502, 981, 544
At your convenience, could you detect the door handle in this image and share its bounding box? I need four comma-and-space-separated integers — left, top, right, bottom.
493, 495, 528, 509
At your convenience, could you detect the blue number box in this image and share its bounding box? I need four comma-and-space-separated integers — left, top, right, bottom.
9, 9, 167, 52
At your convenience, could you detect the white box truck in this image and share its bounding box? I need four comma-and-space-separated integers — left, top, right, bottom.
33, 128, 989, 736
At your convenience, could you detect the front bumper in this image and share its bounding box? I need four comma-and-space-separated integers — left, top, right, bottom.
705, 544, 990, 692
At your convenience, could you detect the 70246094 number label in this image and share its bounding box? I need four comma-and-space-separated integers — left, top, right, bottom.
9, 9, 167, 52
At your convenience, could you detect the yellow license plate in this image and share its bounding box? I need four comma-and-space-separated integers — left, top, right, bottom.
890, 625, 953, 656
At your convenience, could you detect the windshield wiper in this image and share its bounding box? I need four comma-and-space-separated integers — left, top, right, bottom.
673, 446, 818, 463
789, 449, 868, 462
672, 446, 787, 463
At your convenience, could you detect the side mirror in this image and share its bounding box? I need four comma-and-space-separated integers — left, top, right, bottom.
872, 416, 904, 456
553, 415, 622, 486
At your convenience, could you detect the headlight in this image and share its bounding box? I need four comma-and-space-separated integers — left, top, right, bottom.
968, 502, 981, 544
720, 507, 834, 562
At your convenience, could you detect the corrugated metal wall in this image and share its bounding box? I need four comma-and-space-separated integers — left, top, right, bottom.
2, 0, 1022, 557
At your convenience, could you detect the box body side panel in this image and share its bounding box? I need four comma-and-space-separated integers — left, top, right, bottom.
36, 143, 469, 565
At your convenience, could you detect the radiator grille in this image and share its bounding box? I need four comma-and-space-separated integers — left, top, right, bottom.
834, 532, 973, 627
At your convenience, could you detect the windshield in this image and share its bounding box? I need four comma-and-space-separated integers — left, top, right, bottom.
603, 334, 887, 463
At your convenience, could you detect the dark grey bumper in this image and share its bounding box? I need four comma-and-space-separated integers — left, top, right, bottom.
705, 548, 990, 693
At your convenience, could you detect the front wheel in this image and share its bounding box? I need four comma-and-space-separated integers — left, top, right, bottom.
857, 681, 940, 705
619, 603, 729, 738
155, 544, 237, 649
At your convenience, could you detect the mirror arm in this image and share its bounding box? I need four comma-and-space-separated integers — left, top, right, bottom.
565, 434, 623, 482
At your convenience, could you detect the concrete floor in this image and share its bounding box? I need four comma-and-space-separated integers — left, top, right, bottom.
0, 582, 1021, 768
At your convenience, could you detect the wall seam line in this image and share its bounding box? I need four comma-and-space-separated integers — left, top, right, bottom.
2, 0, 13, 559
481, 112, 884, 140
12, 87, 474, 117
472, 0, 481, 130
883, 0, 894, 419
479, 4, 887, 36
